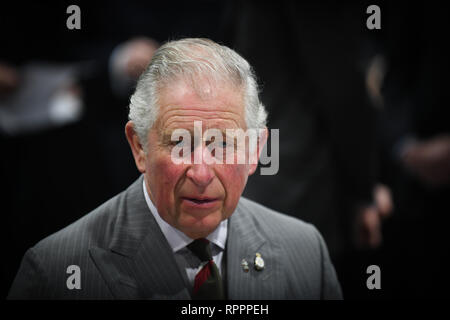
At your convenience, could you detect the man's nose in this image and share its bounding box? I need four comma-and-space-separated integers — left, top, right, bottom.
186, 145, 215, 188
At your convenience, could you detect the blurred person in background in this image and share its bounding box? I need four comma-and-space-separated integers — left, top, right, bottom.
376, 1, 450, 298
227, 1, 392, 299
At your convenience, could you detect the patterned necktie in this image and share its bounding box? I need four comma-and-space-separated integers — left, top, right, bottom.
187, 238, 225, 300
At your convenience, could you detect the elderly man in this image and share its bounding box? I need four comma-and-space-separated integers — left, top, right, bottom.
8, 38, 342, 300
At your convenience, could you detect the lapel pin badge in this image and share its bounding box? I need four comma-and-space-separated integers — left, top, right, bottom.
254, 253, 265, 271
241, 259, 249, 273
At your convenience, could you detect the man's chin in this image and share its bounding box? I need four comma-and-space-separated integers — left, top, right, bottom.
179, 213, 223, 239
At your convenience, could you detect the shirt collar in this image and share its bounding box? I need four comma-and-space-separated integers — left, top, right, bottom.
142, 178, 228, 253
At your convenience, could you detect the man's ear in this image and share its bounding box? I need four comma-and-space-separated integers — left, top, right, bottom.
248, 127, 268, 176
125, 121, 146, 173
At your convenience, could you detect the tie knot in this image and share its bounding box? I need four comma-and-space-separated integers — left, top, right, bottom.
188, 238, 212, 262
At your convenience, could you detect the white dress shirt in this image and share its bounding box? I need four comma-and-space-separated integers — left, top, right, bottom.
142, 179, 227, 287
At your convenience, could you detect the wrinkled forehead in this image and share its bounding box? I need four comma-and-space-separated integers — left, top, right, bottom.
154, 77, 247, 132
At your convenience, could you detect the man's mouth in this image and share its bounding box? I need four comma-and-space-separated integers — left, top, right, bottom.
181, 196, 220, 208
182, 197, 217, 204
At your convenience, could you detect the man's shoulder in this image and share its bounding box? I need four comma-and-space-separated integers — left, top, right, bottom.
236, 198, 342, 300
32, 192, 121, 256
237, 196, 320, 243
8, 177, 147, 299
36, 178, 145, 262
34, 177, 144, 254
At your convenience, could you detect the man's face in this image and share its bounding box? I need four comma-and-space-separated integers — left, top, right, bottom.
127, 79, 260, 239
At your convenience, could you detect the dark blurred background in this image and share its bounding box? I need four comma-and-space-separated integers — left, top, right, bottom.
2, 0, 449, 299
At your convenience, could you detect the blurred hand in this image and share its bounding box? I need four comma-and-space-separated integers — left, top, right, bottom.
401, 135, 450, 187
0, 63, 19, 97
374, 184, 393, 218
354, 184, 393, 249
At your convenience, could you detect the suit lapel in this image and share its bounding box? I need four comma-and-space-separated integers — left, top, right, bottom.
89, 175, 190, 299
226, 201, 284, 299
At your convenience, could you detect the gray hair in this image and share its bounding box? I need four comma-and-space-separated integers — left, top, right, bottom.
128, 38, 267, 147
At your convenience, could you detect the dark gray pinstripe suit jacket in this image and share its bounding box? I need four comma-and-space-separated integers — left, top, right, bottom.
8, 175, 342, 299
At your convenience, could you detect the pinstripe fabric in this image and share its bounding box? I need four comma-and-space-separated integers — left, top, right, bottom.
228, 198, 342, 299
8, 175, 342, 300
